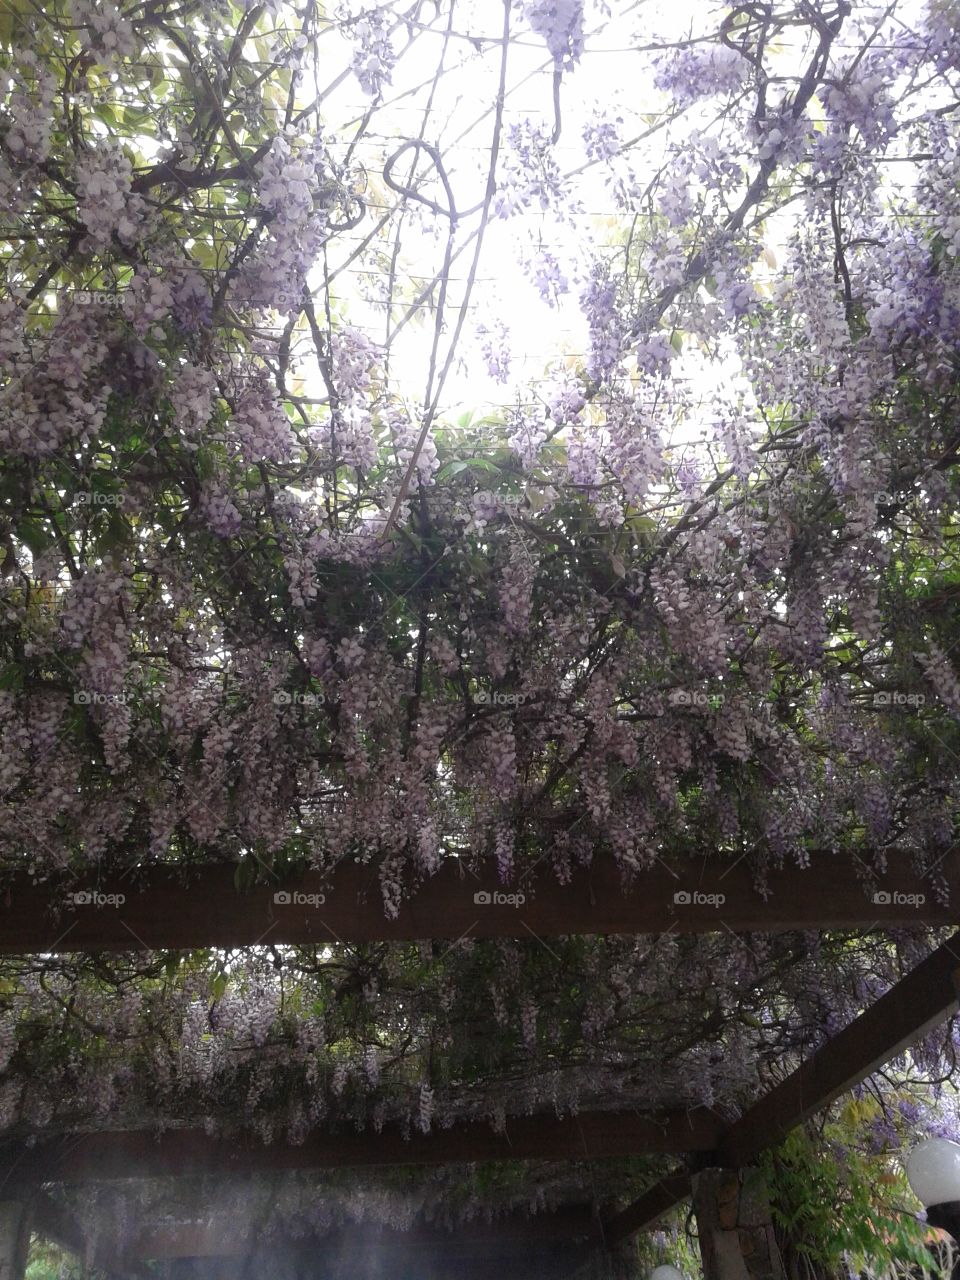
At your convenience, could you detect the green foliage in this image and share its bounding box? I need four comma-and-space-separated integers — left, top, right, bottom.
26, 1238, 93, 1280
761, 1108, 934, 1279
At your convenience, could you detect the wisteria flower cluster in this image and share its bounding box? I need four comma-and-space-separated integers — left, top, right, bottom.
0, 0, 959, 1197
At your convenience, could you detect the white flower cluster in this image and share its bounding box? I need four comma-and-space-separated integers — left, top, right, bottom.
417, 1083, 434, 1134
241, 132, 330, 313
334, 403, 377, 472
711, 703, 751, 761
122, 272, 174, 335
75, 145, 147, 247
71, 0, 136, 62
507, 407, 547, 471
0, 1013, 16, 1073
4, 52, 55, 161
229, 381, 295, 464
916, 642, 960, 716
485, 725, 517, 795
522, 0, 585, 70
199, 485, 242, 538
0, 311, 110, 456
567, 429, 600, 487
350, 11, 396, 97
652, 42, 748, 107
171, 364, 219, 440
606, 404, 666, 505
327, 327, 382, 471
387, 407, 439, 491
498, 542, 535, 635
258, 136, 317, 220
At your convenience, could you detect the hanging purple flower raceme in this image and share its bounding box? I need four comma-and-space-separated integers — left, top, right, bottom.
521, 1, 585, 70
74, 143, 150, 248
651, 43, 749, 108
348, 9, 397, 97
238, 131, 334, 314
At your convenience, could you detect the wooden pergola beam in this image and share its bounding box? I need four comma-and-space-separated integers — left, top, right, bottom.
0, 1108, 721, 1187
603, 932, 960, 1244
31, 1191, 86, 1258
601, 1173, 693, 1247
718, 934, 960, 1166
0, 854, 955, 953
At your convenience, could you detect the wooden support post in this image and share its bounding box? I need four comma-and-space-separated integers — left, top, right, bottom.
691, 1168, 785, 1280
0, 1202, 31, 1280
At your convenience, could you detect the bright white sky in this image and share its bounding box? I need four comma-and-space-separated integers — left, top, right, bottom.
312, 0, 712, 416
304, 0, 932, 430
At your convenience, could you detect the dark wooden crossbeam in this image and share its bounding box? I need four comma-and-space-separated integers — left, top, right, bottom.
603, 932, 960, 1244
0, 853, 955, 953
0, 1108, 721, 1187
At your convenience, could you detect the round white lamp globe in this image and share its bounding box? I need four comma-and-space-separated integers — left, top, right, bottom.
906, 1139, 960, 1207
650, 1266, 685, 1280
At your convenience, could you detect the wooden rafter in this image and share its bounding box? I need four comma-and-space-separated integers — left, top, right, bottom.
603, 932, 960, 1244
0, 1108, 721, 1187
0, 854, 955, 953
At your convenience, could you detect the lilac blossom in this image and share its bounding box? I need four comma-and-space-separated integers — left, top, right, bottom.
349, 11, 396, 97
74, 144, 149, 247
652, 43, 749, 108
521, 0, 585, 70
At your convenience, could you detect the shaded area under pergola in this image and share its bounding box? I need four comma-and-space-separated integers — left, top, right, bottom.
6, 930, 958, 1279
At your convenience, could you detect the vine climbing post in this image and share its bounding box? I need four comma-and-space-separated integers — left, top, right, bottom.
691, 1168, 786, 1280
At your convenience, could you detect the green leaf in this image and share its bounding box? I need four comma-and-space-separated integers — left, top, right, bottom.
99, 510, 131, 554
17, 520, 53, 556
0, 663, 24, 691
435, 460, 469, 481
434, 457, 503, 481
